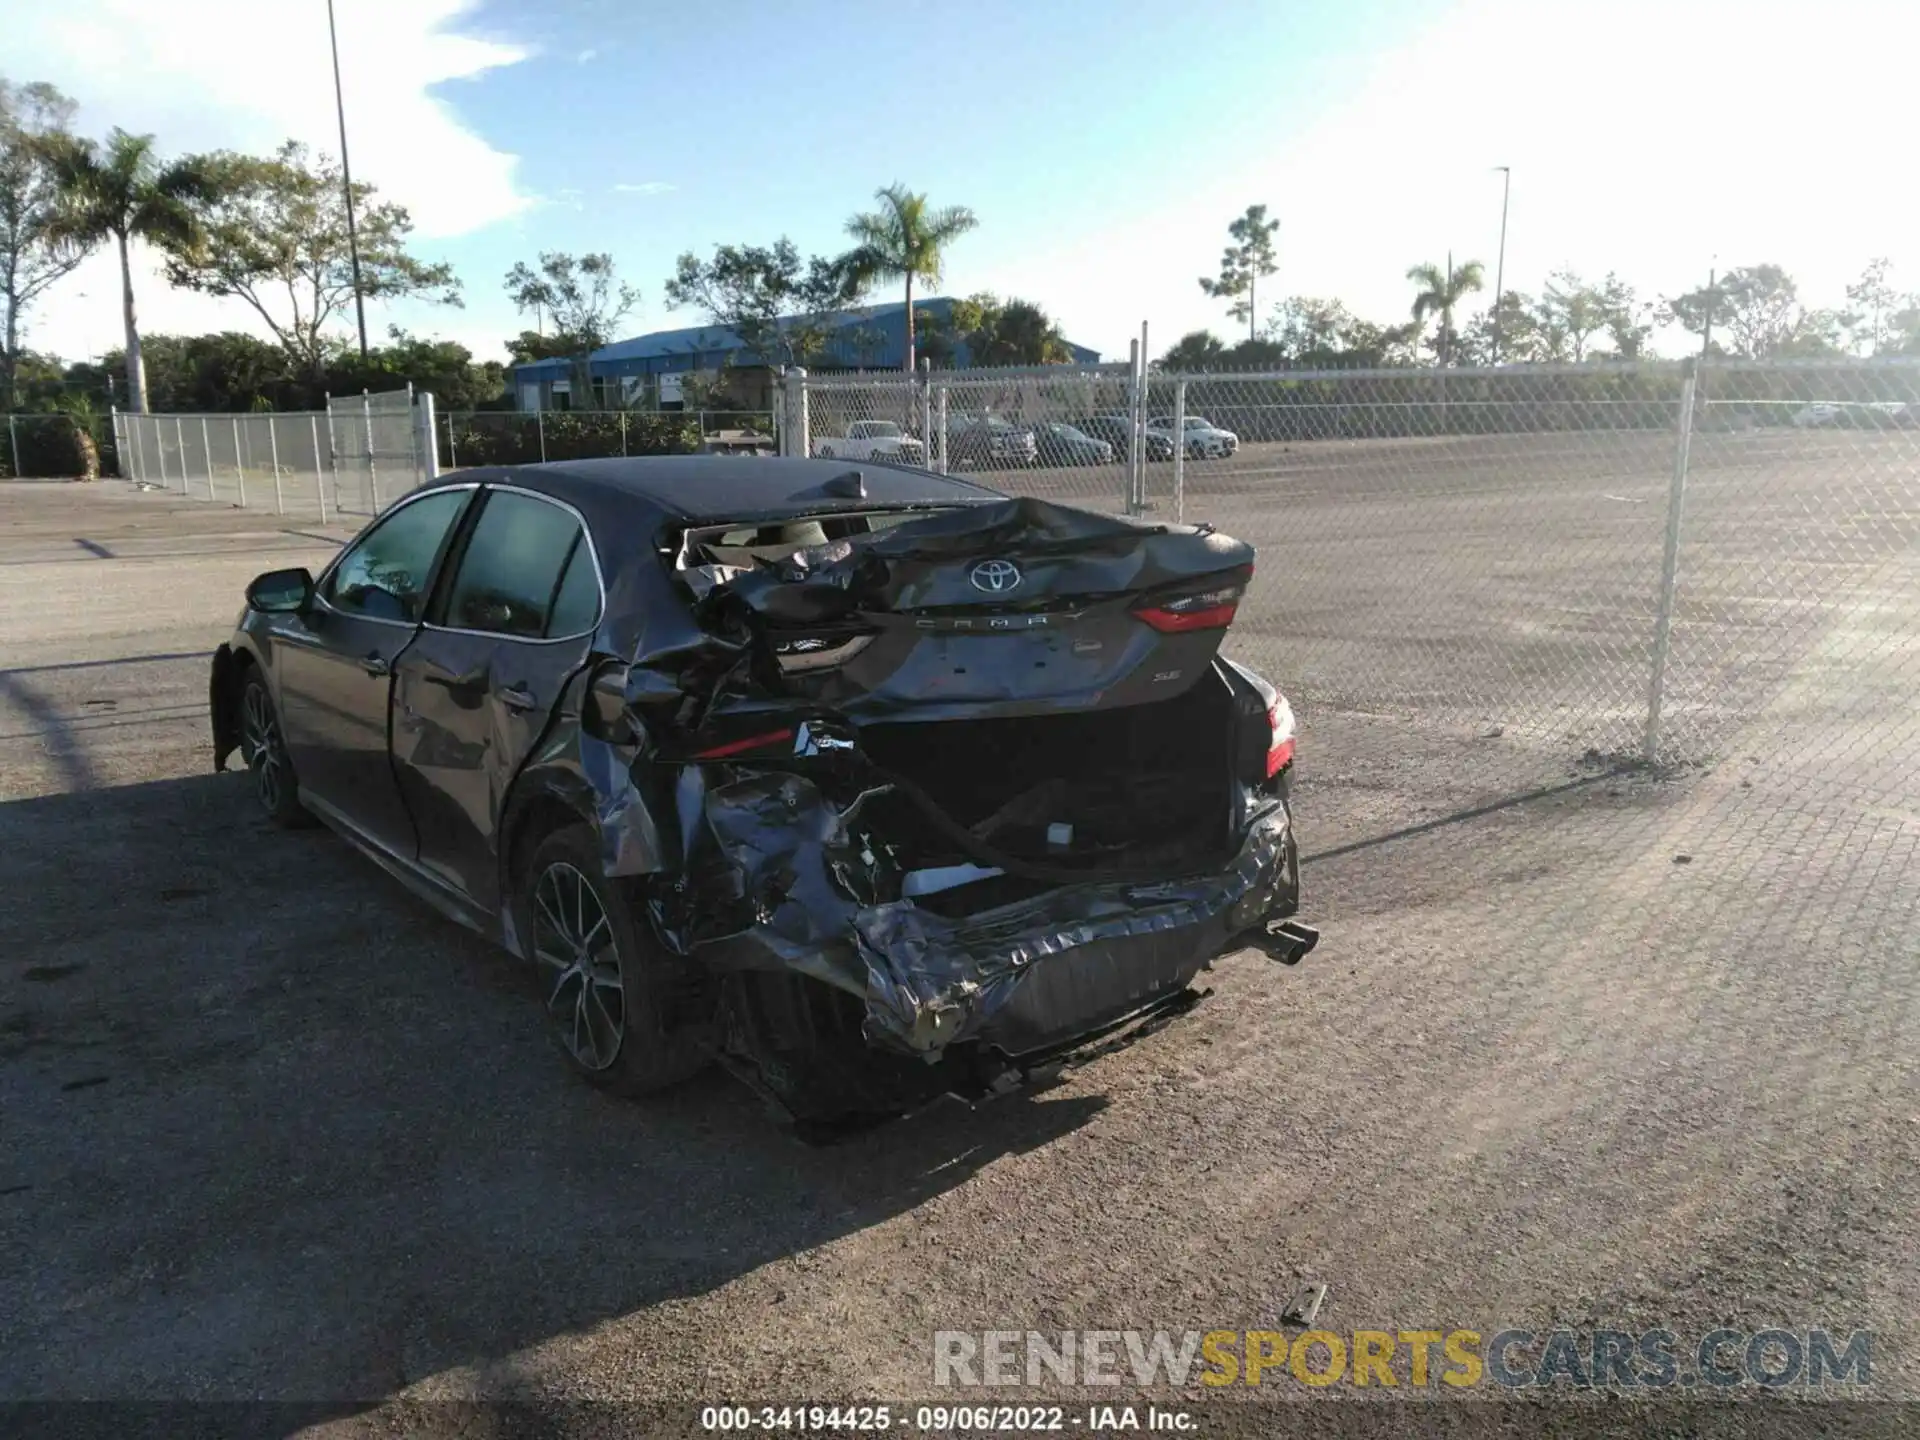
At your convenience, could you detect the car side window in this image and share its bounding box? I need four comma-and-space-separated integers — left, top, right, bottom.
546, 534, 603, 638
322, 489, 470, 623
441, 490, 590, 639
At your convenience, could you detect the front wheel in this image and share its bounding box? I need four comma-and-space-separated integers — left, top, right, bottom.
518, 825, 711, 1096
239, 674, 312, 828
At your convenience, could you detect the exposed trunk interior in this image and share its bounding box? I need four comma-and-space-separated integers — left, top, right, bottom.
854, 669, 1239, 912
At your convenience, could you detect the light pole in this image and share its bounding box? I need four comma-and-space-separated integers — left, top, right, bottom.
1490, 166, 1511, 364
327, 0, 370, 359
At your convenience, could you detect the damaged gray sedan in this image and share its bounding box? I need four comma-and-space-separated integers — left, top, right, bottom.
209, 458, 1315, 1122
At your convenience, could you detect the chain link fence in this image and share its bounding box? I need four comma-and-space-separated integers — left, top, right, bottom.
438, 409, 776, 470
111, 387, 433, 523
794, 359, 1920, 798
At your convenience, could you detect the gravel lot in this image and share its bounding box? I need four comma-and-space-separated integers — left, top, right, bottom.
2, 439, 1917, 1431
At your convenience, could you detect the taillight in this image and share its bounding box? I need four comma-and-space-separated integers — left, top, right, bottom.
1133, 582, 1244, 633
692, 727, 794, 760
1266, 697, 1296, 777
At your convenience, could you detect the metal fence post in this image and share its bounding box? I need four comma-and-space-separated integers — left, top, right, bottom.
934, 381, 949, 473
1642, 366, 1699, 764
196, 416, 213, 501
230, 415, 248, 508
7, 414, 20, 479
1125, 339, 1142, 515
537, 407, 547, 463
919, 373, 933, 466
781, 368, 809, 457
415, 391, 438, 485
116, 408, 132, 483
619, 409, 628, 456
268, 417, 285, 514
363, 392, 380, 511
309, 414, 329, 523
1172, 379, 1187, 525
445, 413, 458, 472
323, 400, 341, 518
238, 415, 255, 497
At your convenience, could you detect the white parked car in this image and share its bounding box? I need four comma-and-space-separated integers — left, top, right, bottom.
815, 420, 927, 463
1790, 402, 1847, 429
1147, 415, 1239, 459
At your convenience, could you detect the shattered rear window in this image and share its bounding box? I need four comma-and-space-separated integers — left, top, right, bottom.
682, 510, 958, 569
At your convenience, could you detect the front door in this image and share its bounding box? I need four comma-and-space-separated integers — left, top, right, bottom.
277, 486, 474, 859
391, 488, 604, 910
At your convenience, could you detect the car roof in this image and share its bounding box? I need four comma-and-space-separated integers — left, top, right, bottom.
440, 455, 1001, 524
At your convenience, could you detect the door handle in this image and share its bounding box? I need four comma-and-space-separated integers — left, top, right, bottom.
361, 653, 391, 677
499, 685, 537, 712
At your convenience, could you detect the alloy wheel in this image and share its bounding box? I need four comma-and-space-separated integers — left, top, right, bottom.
531, 861, 626, 1072
241, 685, 287, 815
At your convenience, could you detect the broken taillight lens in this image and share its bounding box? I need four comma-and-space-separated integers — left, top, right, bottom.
1266, 696, 1296, 777
1133, 582, 1245, 633
692, 727, 795, 760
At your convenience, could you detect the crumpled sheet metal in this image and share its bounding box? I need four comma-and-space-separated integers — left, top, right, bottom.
697, 768, 1291, 1059
699, 770, 872, 996
852, 807, 1290, 1054
694, 496, 1253, 629
580, 733, 663, 878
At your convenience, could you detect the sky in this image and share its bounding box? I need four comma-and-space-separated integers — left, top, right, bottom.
9, 0, 1920, 370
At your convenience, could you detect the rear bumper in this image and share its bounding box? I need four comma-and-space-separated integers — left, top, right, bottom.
696, 786, 1298, 1061
909, 800, 1296, 1058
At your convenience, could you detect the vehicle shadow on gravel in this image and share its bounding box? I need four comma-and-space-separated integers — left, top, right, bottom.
0, 773, 1108, 1403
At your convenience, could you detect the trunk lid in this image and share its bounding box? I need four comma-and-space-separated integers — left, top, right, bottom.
686, 497, 1255, 721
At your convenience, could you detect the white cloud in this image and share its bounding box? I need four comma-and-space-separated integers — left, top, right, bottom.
612, 181, 675, 195
576, 48, 599, 64
973, 0, 1920, 359
10, 0, 531, 363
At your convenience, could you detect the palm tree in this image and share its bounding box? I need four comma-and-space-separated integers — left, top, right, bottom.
1407, 256, 1486, 366
42, 129, 212, 413
843, 183, 978, 374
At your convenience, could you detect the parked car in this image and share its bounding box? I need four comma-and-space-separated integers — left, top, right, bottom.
1030, 421, 1116, 467
948, 416, 1038, 468
815, 420, 926, 463
1080, 414, 1176, 462
1148, 415, 1240, 459
1791, 402, 1849, 429
210, 458, 1314, 1124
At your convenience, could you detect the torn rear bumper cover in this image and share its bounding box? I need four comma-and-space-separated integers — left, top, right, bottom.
694, 770, 1296, 1060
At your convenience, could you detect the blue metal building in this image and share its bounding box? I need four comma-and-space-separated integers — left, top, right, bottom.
508, 297, 1102, 410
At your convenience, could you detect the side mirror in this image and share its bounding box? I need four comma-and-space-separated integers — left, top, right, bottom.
245, 567, 314, 614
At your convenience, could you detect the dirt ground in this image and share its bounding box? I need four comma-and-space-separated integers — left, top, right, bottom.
2, 446, 1917, 1431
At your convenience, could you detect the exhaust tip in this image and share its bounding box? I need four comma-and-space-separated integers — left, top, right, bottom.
1256, 918, 1320, 966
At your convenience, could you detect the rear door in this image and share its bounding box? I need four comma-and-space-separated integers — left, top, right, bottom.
390, 486, 604, 909
276, 485, 475, 857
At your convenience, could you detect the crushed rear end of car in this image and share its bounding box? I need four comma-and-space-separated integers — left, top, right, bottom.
572, 487, 1310, 1121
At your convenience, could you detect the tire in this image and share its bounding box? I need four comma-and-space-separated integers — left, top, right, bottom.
238, 673, 313, 828
516, 824, 711, 1096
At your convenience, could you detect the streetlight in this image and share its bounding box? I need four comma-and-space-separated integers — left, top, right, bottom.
1490, 166, 1511, 364
326, 0, 370, 359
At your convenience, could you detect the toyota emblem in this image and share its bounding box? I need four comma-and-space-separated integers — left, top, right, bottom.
969, 559, 1023, 593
